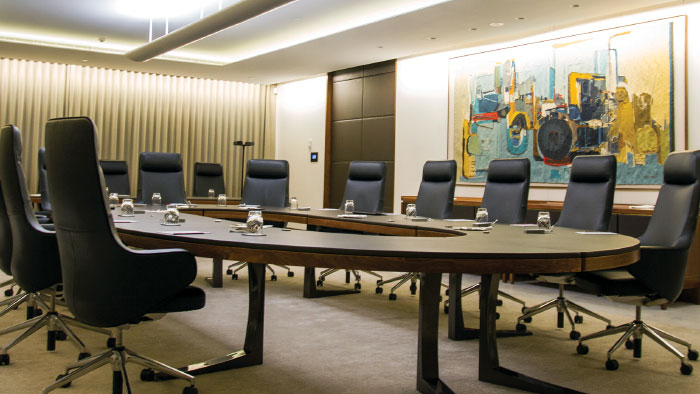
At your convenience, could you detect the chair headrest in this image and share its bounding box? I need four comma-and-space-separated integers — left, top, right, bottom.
664, 151, 700, 185
487, 158, 530, 183
100, 160, 128, 175
348, 161, 386, 181
38, 147, 46, 170
422, 160, 456, 182
247, 159, 288, 179
195, 162, 223, 177
139, 152, 182, 172
569, 155, 616, 183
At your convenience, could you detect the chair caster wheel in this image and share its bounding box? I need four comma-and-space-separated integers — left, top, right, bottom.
232, 274, 238, 280
624, 339, 634, 350
354, 283, 361, 290
688, 349, 699, 361
375, 287, 383, 294
226, 269, 233, 275
523, 316, 532, 323
576, 344, 589, 355
183, 385, 198, 394
515, 323, 527, 333
56, 373, 71, 388
496, 299, 503, 307
287, 271, 294, 277
605, 359, 619, 371
388, 293, 397, 301
569, 331, 581, 340
0, 354, 9, 365
56, 331, 67, 341
316, 280, 323, 287
140, 368, 156, 381
107, 337, 116, 348
270, 275, 277, 281
78, 352, 91, 361
409, 284, 417, 295
681, 363, 693, 375
3, 289, 12, 297
574, 315, 583, 324
495, 312, 500, 320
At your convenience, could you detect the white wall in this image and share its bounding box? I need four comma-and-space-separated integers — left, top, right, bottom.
275, 76, 328, 208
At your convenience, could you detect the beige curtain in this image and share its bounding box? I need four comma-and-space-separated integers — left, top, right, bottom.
0, 57, 275, 197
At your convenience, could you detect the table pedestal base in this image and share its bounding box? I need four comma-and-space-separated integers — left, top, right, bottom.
303, 267, 360, 298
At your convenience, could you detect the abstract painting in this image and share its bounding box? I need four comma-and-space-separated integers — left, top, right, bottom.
448, 17, 686, 185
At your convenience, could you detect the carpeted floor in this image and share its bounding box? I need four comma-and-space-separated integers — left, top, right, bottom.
1, 260, 699, 394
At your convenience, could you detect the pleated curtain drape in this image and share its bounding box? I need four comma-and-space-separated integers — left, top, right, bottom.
0, 57, 275, 197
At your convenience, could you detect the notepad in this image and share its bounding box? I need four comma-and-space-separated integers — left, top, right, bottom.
113, 219, 138, 223
576, 231, 617, 235
628, 205, 655, 210
157, 230, 209, 235
337, 214, 367, 218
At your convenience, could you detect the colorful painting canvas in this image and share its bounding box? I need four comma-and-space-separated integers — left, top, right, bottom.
448, 17, 686, 185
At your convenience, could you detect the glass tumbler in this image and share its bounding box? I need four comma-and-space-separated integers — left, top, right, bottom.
476, 207, 489, 223
246, 210, 264, 234
120, 199, 134, 216
344, 200, 355, 214
151, 192, 162, 208
537, 211, 552, 231
217, 194, 227, 207
208, 189, 216, 198
290, 197, 298, 210
405, 203, 417, 219
164, 207, 180, 224
108, 193, 120, 206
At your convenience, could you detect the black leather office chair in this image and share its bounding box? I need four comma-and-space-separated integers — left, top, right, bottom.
574, 150, 700, 374
0, 125, 107, 366
100, 160, 131, 196
193, 162, 226, 197
37, 147, 51, 212
445, 158, 530, 313
136, 152, 187, 204
375, 161, 455, 300
0, 186, 20, 310
227, 159, 294, 281
316, 161, 387, 290
42, 117, 204, 394
517, 155, 617, 339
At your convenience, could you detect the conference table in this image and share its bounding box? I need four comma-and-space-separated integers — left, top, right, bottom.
114, 205, 640, 394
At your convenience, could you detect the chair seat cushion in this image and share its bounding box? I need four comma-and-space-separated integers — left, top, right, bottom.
150, 286, 206, 314
575, 269, 653, 297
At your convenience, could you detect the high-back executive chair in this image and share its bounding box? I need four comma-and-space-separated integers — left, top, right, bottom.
42, 117, 204, 394
136, 152, 187, 204
100, 160, 131, 196
376, 160, 456, 300
226, 159, 294, 281
0, 125, 108, 367
193, 162, 226, 197
517, 155, 617, 339
315, 161, 388, 292
574, 150, 700, 375
445, 158, 530, 313
37, 147, 51, 212
0, 186, 20, 311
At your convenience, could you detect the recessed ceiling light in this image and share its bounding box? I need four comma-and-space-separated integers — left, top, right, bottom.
515, 17, 525, 20
570, 4, 580, 7
377, 46, 384, 49
81, 59, 89, 62
469, 27, 478, 31
428, 37, 437, 40
489, 22, 504, 27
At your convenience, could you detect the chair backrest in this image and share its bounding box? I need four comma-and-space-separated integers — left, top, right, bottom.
341, 161, 386, 214
0, 125, 61, 292
37, 147, 51, 210
136, 152, 187, 204
44, 117, 197, 327
480, 158, 530, 224
100, 160, 130, 196
629, 150, 700, 302
0, 187, 12, 276
415, 160, 456, 219
241, 159, 289, 207
557, 155, 616, 231
193, 162, 226, 197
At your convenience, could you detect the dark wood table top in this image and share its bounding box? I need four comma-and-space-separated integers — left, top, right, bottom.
114, 206, 640, 275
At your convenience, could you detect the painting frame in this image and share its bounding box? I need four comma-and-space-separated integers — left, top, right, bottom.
447, 16, 687, 187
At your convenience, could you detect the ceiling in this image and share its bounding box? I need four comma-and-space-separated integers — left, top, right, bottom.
0, 0, 685, 85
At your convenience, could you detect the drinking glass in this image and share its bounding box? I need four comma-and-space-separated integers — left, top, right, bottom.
537, 211, 552, 231
405, 203, 417, 219
164, 207, 180, 224
120, 199, 134, 216
108, 193, 120, 206
290, 197, 298, 210
344, 200, 355, 214
208, 189, 216, 198
217, 194, 227, 207
476, 208, 489, 223
151, 192, 162, 207
246, 210, 264, 234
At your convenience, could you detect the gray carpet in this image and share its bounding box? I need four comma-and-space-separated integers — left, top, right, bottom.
1, 261, 699, 394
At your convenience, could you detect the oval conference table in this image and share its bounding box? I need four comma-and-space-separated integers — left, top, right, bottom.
114, 205, 640, 394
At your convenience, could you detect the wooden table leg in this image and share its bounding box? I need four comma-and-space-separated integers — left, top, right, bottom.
205, 258, 223, 288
